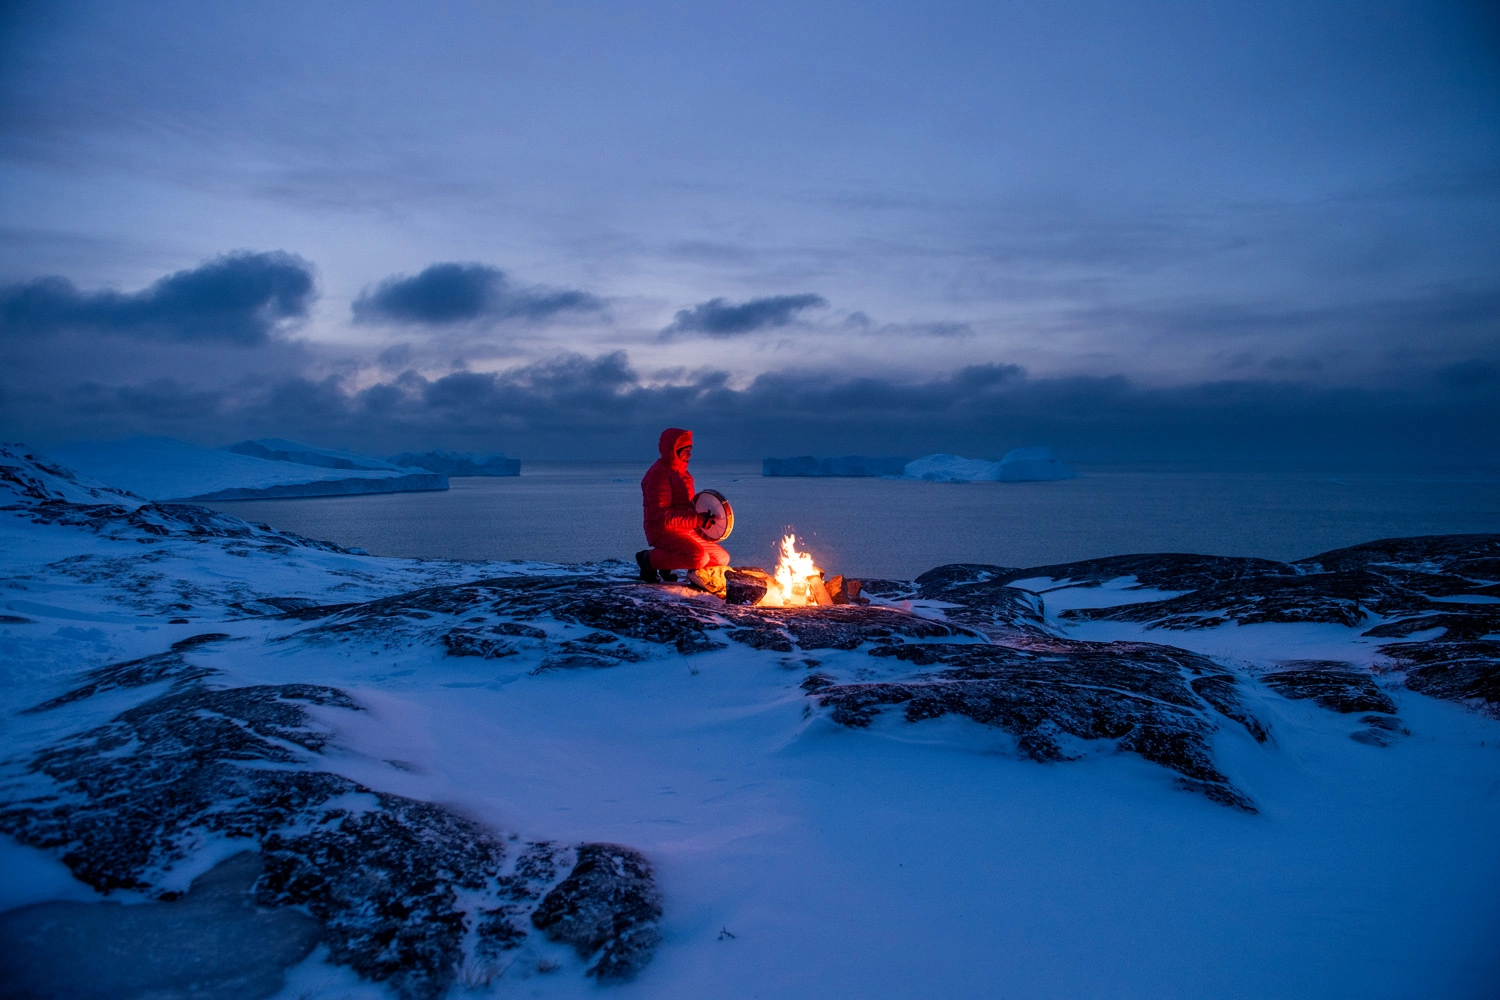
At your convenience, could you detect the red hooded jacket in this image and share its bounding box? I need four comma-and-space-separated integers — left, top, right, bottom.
642, 427, 700, 544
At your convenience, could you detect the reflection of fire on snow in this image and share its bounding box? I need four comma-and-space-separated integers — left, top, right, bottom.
758, 533, 830, 607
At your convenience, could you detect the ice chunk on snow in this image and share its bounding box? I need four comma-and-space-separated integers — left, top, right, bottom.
762, 456, 909, 477
903, 447, 1076, 482
47, 437, 447, 501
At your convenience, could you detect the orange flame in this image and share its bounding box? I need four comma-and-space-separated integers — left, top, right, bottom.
758, 532, 826, 607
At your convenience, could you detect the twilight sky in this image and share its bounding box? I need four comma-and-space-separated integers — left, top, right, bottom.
1, 0, 1497, 463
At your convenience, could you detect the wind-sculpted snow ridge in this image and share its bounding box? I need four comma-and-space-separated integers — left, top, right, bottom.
0, 656, 662, 997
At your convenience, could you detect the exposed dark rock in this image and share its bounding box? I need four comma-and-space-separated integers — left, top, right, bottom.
291, 576, 727, 658
725, 568, 770, 606
1262, 661, 1397, 715
1351, 714, 1409, 746
859, 578, 917, 599
726, 625, 794, 652
991, 554, 1298, 592
3, 683, 361, 891
1362, 607, 1500, 641
1190, 673, 1270, 743
911, 564, 1050, 637
256, 793, 513, 1000
169, 631, 237, 651
815, 639, 1262, 809
23, 651, 216, 714
442, 628, 523, 659
1061, 571, 1391, 630
5, 494, 351, 555
722, 604, 973, 652
1381, 639, 1500, 718
531, 843, 662, 980
1295, 534, 1500, 576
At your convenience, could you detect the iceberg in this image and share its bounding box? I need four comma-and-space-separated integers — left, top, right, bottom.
47, 437, 447, 501
762, 455, 910, 477
904, 447, 1076, 482
224, 438, 406, 471
389, 450, 521, 476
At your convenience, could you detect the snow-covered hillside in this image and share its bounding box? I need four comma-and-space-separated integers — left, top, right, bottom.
1, 442, 1497, 999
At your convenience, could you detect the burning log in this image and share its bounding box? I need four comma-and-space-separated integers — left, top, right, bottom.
824, 575, 868, 606
752, 533, 837, 607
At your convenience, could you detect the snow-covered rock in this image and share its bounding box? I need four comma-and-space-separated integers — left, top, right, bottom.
389, 450, 521, 476
903, 446, 1076, 482
2, 443, 1498, 1000
762, 455, 910, 477
47, 437, 447, 501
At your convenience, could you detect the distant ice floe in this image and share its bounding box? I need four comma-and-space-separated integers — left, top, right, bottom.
47, 437, 447, 501
903, 447, 1077, 482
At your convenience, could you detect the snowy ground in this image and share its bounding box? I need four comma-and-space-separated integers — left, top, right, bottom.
2, 443, 1498, 999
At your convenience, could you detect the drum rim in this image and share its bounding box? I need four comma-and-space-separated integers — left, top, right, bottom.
693, 489, 734, 541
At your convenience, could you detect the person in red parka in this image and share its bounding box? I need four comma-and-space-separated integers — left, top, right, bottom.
637, 427, 729, 591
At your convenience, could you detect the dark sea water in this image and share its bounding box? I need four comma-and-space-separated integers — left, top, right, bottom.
200, 462, 1500, 581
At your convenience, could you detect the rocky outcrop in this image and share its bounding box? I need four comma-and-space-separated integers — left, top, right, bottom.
813, 638, 1264, 810
1262, 661, 1397, 715
0, 655, 660, 998
531, 844, 663, 980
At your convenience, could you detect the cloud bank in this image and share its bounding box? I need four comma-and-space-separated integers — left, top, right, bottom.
0, 251, 315, 345
6, 349, 1495, 468
661, 294, 827, 338
352, 262, 602, 326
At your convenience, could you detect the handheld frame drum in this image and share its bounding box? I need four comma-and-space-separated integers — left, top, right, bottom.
693, 489, 734, 542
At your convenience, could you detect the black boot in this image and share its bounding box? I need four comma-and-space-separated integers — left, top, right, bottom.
635, 550, 660, 583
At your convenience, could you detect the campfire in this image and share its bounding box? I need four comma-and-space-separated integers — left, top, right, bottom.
726, 532, 864, 608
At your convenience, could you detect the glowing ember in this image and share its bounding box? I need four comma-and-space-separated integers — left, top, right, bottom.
758, 532, 828, 607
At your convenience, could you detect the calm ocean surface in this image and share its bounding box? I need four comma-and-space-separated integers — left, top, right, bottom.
200, 462, 1500, 581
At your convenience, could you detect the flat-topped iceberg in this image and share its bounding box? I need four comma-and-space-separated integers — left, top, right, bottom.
905, 447, 1076, 482
389, 450, 521, 476
47, 437, 447, 501
224, 438, 407, 471
762, 455, 909, 477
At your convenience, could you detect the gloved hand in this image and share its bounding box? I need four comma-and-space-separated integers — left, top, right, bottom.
698, 509, 715, 528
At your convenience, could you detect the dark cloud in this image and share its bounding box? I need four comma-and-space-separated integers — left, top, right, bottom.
660, 294, 827, 338
0, 251, 315, 345
351, 262, 602, 326
12, 350, 1492, 469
